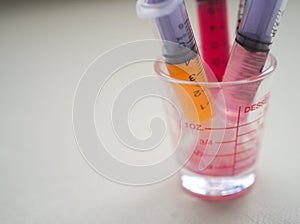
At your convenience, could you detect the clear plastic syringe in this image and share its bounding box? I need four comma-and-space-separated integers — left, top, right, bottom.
136, 0, 214, 123
222, 0, 288, 122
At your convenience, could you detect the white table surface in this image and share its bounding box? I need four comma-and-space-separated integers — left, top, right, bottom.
1, 0, 300, 223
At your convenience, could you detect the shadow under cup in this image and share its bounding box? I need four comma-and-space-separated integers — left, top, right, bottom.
155, 54, 277, 199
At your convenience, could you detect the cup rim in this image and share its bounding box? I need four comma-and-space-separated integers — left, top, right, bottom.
154, 53, 277, 86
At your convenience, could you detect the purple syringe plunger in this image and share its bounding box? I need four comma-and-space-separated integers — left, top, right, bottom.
147, 0, 166, 3
136, 0, 199, 63
238, 0, 288, 51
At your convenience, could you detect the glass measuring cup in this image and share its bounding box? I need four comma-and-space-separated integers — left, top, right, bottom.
155, 54, 277, 199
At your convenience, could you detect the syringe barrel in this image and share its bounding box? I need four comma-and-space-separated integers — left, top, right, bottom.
238, 0, 288, 48
136, 0, 199, 63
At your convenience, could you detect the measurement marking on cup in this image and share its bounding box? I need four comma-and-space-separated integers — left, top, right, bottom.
214, 164, 234, 169
196, 146, 256, 157
191, 105, 265, 176
238, 129, 256, 137
215, 139, 236, 144
236, 146, 254, 155
237, 137, 256, 146
232, 106, 242, 175
239, 116, 263, 127
204, 115, 263, 131
195, 148, 254, 158
236, 153, 256, 163
204, 126, 236, 131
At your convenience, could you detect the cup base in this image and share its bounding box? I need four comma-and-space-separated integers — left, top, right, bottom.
180, 169, 255, 200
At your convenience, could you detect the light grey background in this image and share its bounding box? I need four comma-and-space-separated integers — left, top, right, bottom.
0, 0, 299, 223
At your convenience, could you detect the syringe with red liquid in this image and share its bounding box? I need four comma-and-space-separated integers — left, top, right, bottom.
222, 0, 288, 122
196, 0, 230, 82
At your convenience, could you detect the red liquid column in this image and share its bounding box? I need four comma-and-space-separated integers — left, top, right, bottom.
197, 0, 230, 82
